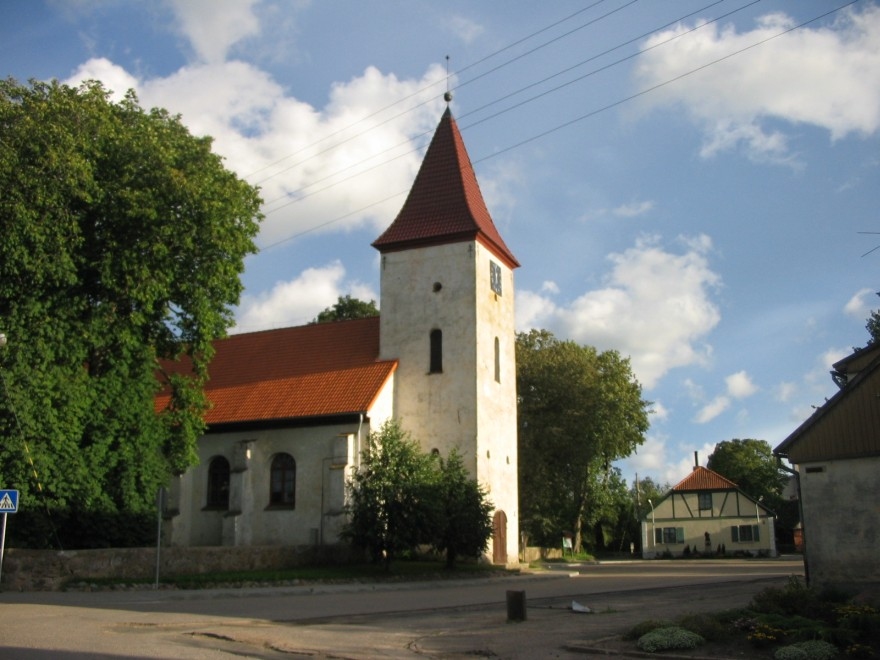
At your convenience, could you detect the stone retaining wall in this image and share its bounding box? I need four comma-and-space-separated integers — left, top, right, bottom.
3, 545, 556, 591
1, 544, 355, 591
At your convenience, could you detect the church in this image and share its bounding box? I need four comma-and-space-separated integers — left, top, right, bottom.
156, 106, 521, 565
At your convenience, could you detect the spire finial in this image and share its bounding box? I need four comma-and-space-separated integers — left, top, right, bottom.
444, 55, 453, 104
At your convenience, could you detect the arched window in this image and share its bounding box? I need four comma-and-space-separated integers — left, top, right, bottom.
206, 456, 230, 509
270, 453, 296, 507
429, 329, 443, 373
494, 336, 501, 383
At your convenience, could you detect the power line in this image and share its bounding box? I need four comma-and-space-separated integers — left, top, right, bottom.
475, 0, 855, 162
246, 0, 622, 187
259, 1, 737, 216
258, 1, 860, 251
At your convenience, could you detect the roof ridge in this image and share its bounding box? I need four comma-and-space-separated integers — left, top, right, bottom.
671, 465, 739, 491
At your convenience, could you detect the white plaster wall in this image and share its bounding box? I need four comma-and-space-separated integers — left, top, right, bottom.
641, 491, 775, 558
798, 457, 880, 590
641, 517, 775, 558
378, 240, 519, 563
379, 242, 479, 457
169, 421, 363, 547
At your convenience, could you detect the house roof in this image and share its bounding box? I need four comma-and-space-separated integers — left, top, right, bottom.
775, 342, 880, 462
155, 317, 397, 427
372, 107, 519, 269
671, 466, 739, 491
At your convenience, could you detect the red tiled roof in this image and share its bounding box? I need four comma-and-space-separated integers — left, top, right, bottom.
372, 108, 519, 269
671, 466, 738, 491
155, 317, 396, 426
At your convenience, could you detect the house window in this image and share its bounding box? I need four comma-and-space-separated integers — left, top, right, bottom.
494, 336, 501, 383
655, 527, 685, 544
731, 525, 760, 543
270, 453, 296, 507
429, 329, 443, 373
698, 493, 712, 511
206, 456, 230, 509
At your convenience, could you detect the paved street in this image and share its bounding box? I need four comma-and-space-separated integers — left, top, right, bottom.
0, 556, 804, 659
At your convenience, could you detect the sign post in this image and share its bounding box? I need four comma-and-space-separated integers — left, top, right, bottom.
0, 489, 20, 588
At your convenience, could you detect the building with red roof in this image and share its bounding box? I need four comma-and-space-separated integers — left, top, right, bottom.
641, 463, 776, 559
159, 107, 521, 564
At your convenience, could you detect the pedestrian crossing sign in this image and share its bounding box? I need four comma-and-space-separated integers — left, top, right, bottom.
0, 490, 19, 513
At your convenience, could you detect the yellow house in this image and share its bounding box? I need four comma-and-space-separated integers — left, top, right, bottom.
642, 465, 776, 558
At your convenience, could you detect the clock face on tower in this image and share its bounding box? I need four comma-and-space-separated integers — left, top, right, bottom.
489, 260, 502, 296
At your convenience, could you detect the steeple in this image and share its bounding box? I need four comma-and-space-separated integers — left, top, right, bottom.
372, 108, 519, 269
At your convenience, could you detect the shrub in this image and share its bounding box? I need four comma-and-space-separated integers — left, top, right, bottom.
834, 604, 880, 635
773, 640, 838, 660
751, 576, 833, 621
637, 626, 705, 652
676, 612, 732, 642
623, 619, 672, 641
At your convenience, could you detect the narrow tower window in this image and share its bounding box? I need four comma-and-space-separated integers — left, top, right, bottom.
494, 336, 501, 383
429, 329, 443, 373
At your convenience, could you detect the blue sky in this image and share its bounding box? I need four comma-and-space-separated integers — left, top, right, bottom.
3, 0, 878, 487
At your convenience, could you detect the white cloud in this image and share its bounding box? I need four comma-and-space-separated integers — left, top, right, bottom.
167, 0, 261, 64
613, 200, 655, 218
540, 281, 560, 295
725, 370, 757, 399
517, 234, 721, 389
775, 381, 797, 403
615, 434, 669, 482
63, 54, 448, 248
844, 287, 877, 318
649, 400, 669, 422
635, 5, 880, 162
63, 57, 139, 102
448, 15, 484, 44
233, 261, 376, 332
689, 370, 755, 424
694, 395, 730, 423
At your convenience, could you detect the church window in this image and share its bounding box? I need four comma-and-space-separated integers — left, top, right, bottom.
206, 456, 230, 510
429, 329, 443, 373
270, 453, 296, 507
494, 337, 501, 382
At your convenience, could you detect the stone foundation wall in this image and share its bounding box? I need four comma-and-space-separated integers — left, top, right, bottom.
1, 544, 355, 591
522, 546, 563, 562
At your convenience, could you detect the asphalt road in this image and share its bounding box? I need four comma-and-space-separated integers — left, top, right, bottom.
0, 556, 805, 659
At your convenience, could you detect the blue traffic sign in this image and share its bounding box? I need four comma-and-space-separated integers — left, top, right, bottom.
0, 490, 19, 513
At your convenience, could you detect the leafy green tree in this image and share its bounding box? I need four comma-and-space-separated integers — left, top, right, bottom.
343, 420, 438, 568
312, 295, 379, 323
0, 78, 262, 548
707, 439, 788, 508
516, 330, 650, 552
866, 292, 879, 343
432, 449, 494, 568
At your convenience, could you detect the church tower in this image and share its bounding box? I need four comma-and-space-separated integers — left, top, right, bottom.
372, 107, 520, 564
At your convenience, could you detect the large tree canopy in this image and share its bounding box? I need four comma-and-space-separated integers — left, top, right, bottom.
707, 439, 788, 506
516, 329, 650, 552
311, 295, 379, 324
0, 78, 262, 547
